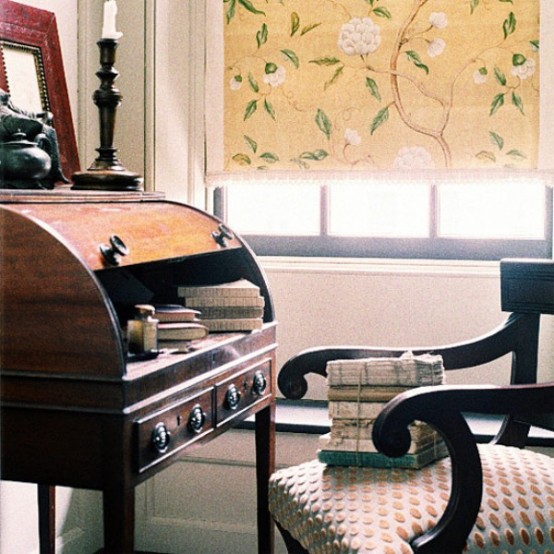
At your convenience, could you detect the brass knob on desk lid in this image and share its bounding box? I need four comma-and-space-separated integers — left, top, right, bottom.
188, 405, 206, 434
252, 371, 267, 396
151, 422, 171, 454
99, 234, 129, 266
212, 223, 234, 247
225, 384, 242, 410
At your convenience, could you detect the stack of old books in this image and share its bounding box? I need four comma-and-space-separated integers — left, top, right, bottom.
318, 351, 448, 468
177, 279, 264, 332
154, 304, 208, 349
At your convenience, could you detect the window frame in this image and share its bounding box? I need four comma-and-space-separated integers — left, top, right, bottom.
214, 184, 553, 261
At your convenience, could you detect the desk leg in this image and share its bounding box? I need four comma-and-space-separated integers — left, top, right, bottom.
38, 484, 56, 554
102, 487, 135, 554
255, 402, 275, 554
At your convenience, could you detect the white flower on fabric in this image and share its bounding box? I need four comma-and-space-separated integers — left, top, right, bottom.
263, 66, 286, 87
338, 17, 381, 56
344, 128, 362, 146
230, 75, 242, 90
429, 12, 448, 29
473, 67, 488, 84
393, 146, 435, 169
511, 58, 536, 80
427, 38, 446, 58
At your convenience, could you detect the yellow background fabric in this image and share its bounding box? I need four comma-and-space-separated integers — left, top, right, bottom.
222, 0, 539, 172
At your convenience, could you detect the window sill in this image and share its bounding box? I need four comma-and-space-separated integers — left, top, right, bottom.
260, 256, 501, 279
240, 399, 554, 447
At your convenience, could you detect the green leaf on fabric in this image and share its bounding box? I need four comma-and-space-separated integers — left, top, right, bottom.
373, 7, 392, 19
244, 100, 258, 120
238, 0, 265, 16
232, 153, 252, 165
309, 57, 341, 66
371, 107, 389, 135
406, 51, 429, 74
476, 151, 496, 162
494, 66, 507, 86
512, 53, 526, 66
507, 149, 526, 159
264, 98, 276, 120
316, 109, 332, 139
257, 23, 268, 48
301, 23, 322, 36
503, 12, 516, 40
291, 12, 300, 36
299, 149, 328, 161
324, 66, 344, 90
260, 152, 280, 163
490, 93, 505, 116
365, 77, 381, 101
489, 131, 504, 150
511, 92, 524, 115
281, 49, 300, 69
244, 135, 258, 153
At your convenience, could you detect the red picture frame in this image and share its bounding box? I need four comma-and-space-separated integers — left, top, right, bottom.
0, 0, 79, 181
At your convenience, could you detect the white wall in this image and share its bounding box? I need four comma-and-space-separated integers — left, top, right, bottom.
0, 2, 552, 554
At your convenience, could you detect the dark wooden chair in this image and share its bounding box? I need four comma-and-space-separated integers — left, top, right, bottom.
269, 260, 554, 553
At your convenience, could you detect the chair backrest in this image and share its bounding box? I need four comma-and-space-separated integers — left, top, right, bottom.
278, 259, 554, 445
276, 259, 553, 553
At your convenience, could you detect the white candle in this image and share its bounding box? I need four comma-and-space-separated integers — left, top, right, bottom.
102, 0, 123, 40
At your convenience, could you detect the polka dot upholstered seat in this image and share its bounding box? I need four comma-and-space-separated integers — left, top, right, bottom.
269, 444, 554, 553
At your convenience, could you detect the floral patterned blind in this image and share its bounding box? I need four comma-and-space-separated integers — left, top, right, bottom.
218, 0, 539, 173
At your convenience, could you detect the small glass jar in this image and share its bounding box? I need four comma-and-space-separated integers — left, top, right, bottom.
127, 304, 158, 355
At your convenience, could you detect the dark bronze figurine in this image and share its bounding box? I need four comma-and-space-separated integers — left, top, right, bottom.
0, 88, 69, 189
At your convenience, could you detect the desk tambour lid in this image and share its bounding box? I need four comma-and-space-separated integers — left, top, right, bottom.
0, 199, 246, 379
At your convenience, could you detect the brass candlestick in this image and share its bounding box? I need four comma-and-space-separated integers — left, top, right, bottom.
72, 38, 142, 191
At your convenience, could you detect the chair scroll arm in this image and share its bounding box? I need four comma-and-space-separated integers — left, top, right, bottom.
278, 347, 410, 399
372, 383, 554, 553
277, 313, 540, 401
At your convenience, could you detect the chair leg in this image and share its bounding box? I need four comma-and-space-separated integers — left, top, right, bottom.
38, 484, 56, 554
275, 521, 309, 554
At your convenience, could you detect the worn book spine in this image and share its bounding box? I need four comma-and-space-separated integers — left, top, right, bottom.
157, 322, 208, 340
202, 318, 263, 332
177, 279, 260, 298
327, 386, 410, 402
319, 432, 444, 454
183, 296, 265, 308
328, 401, 389, 420
196, 306, 265, 319
317, 442, 448, 469
326, 366, 445, 387
330, 420, 437, 442
153, 304, 200, 322
326, 353, 445, 387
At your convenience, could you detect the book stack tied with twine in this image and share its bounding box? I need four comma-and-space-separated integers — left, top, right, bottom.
177, 279, 264, 332
318, 351, 448, 469
154, 304, 208, 349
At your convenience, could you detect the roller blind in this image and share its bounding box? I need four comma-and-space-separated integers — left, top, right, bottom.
206, 0, 540, 179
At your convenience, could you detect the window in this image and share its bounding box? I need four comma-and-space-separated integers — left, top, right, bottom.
207, 0, 553, 260
215, 174, 552, 260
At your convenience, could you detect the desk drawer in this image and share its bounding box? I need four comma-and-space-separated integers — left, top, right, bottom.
135, 388, 213, 473
216, 358, 272, 426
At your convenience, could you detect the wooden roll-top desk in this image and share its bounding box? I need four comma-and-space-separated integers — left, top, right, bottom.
0, 190, 277, 554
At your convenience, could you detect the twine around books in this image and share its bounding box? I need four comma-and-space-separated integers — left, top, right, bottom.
320, 352, 448, 469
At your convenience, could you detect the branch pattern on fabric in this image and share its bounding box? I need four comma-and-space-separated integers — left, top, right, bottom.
223, 0, 539, 171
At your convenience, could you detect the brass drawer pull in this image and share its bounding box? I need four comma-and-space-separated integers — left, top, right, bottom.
188, 405, 207, 434
212, 223, 234, 247
99, 234, 129, 265
252, 371, 267, 396
151, 422, 171, 454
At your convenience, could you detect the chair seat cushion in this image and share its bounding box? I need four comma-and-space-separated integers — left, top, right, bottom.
269, 444, 554, 553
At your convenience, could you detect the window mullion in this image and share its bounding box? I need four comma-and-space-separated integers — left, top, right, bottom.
321, 184, 329, 237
